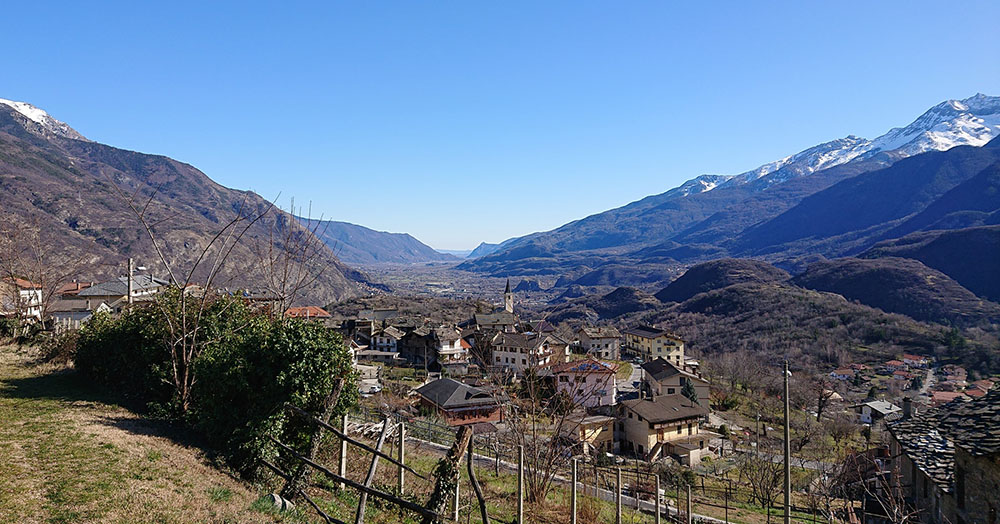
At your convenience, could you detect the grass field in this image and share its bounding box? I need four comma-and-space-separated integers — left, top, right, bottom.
0, 344, 289, 524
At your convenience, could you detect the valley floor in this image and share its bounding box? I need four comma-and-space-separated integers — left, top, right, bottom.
0, 345, 278, 524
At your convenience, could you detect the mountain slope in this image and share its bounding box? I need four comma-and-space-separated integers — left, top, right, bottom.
733, 137, 1000, 258
462, 94, 1000, 277
654, 258, 789, 303
861, 225, 1000, 302
791, 257, 1000, 326
0, 99, 369, 303
296, 217, 456, 265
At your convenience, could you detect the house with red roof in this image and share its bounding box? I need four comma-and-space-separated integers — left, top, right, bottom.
285, 306, 332, 319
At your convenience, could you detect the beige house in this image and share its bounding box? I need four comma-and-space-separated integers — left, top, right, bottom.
560, 413, 616, 455
491, 332, 569, 375
622, 325, 684, 364
619, 395, 709, 465
640, 357, 710, 407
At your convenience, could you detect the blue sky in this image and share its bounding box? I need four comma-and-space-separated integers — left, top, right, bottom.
3, 2, 999, 250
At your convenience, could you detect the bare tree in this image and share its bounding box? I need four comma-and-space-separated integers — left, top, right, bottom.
736, 447, 784, 523
0, 212, 84, 337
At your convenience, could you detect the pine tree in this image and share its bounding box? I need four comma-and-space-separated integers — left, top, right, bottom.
681, 377, 699, 405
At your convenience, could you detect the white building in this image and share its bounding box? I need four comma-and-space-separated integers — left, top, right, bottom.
491, 332, 569, 375
552, 358, 617, 408
576, 326, 622, 360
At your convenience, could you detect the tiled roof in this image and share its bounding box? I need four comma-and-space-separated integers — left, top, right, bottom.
642, 358, 706, 384
621, 395, 707, 424
579, 326, 621, 338
415, 378, 498, 409
550, 358, 616, 375
623, 325, 682, 340
78, 275, 168, 297
285, 306, 332, 318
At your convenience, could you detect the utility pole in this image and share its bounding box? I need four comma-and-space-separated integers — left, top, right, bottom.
127, 257, 134, 304
783, 360, 791, 524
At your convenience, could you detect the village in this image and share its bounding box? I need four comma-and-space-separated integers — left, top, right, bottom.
5, 268, 997, 524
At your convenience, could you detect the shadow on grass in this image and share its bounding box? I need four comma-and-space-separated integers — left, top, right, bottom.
1, 366, 221, 463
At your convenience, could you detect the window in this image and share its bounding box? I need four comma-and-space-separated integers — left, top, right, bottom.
687, 423, 693, 435
667, 388, 675, 395
628, 412, 633, 419
676, 425, 682, 434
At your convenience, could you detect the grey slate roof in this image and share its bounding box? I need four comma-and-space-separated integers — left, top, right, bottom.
415, 378, 498, 410
78, 275, 168, 297
623, 325, 682, 340
641, 358, 706, 384
621, 395, 707, 424
888, 390, 1000, 494
474, 311, 516, 325
579, 326, 621, 339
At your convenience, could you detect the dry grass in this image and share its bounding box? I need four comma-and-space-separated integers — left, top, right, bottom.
0, 344, 295, 524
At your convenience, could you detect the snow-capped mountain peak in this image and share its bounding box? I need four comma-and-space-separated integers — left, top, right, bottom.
718, 134, 873, 189
868, 94, 1000, 156
0, 98, 89, 141
697, 93, 1000, 194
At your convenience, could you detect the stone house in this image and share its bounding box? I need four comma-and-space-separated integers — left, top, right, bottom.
887, 391, 999, 524
77, 275, 168, 311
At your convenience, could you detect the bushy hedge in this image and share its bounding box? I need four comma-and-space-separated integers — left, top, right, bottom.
75, 291, 357, 478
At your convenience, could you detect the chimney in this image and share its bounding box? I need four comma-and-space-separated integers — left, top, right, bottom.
902, 397, 912, 419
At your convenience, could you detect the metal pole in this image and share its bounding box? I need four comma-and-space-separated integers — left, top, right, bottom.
339, 414, 348, 490
127, 258, 134, 304
784, 360, 791, 524
453, 467, 460, 522
655, 474, 661, 524
615, 468, 622, 524
517, 445, 524, 524
398, 422, 405, 496
571, 459, 577, 524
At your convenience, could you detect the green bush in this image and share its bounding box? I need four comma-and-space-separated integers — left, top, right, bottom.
74, 291, 357, 479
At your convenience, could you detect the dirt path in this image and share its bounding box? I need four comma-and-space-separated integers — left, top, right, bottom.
0, 345, 287, 524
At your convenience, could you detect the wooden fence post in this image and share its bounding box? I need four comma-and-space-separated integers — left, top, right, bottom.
339, 414, 348, 490
398, 422, 406, 496
571, 459, 577, 524
517, 445, 524, 524
686, 484, 692, 524
615, 467, 622, 524
355, 417, 391, 524
655, 474, 661, 524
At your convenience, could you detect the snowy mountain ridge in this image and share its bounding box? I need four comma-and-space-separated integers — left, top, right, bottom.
697, 93, 1000, 194
0, 98, 89, 141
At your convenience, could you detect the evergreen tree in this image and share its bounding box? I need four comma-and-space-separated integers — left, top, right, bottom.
681, 377, 699, 404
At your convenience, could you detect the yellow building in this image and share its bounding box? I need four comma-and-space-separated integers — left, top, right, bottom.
560, 414, 616, 455
622, 325, 685, 364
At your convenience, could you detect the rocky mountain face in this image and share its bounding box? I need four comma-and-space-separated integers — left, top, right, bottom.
0, 99, 371, 304
296, 217, 457, 265
460, 94, 1000, 278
